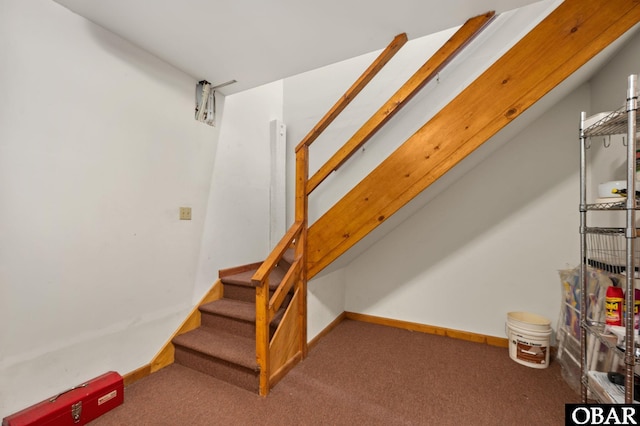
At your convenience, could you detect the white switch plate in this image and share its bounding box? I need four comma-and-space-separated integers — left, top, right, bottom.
179, 207, 192, 220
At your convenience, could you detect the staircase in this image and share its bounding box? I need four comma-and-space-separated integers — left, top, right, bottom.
170, 250, 295, 393
147, 0, 640, 397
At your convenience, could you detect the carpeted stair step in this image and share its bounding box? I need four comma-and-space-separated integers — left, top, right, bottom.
281, 248, 295, 267
199, 299, 255, 338
199, 298, 288, 339
221, 262, 291, 303
172, 327, 259, 392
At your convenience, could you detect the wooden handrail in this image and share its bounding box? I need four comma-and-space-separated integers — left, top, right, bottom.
252, 221, 303, 284
269, 257, 301, 315
295, 33, 408, 152
306, 11, 495, 195
253, 220, 303, 396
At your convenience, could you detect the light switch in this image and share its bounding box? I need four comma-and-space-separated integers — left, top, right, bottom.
180, 207, 192, 220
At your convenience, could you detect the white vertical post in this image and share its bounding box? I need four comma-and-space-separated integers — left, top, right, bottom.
270, 120, 287, 249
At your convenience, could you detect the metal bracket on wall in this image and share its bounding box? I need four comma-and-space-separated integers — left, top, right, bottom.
195, 79, 237, 126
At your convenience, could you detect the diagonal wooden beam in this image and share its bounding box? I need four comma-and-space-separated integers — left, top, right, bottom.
307, 0, 640, 278
306, 11, 495, 195
295, 33, 408, 152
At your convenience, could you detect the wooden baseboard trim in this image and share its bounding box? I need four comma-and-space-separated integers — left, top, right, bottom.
150, 280, 224, 373
123, 364, 151, 386
219, 262, 263, 278
119, 280, 224, 386
308, 312, 346, 351
344, 312, 509, 348
123, 308, 507, 387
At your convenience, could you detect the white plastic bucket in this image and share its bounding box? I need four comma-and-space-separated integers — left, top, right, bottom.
505, 311, 552, 369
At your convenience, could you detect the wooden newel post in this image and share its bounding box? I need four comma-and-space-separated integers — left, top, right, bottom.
295, 145, 309, 358
255, 277, 270, 396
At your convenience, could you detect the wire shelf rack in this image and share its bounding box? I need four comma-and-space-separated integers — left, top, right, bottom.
584, 227, 640, 275
584, 107, 640, 137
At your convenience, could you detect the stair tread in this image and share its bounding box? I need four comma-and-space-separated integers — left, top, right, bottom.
282, 248, 295, 266
221, 264, 287, 289
200, 299, 255, 322
200, 298, 288, 325
173, 328, 257, 371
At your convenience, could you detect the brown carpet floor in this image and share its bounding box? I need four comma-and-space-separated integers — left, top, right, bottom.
90, 319, 579, 425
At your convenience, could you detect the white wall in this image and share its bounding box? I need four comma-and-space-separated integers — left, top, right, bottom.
590, 28, 640, 114
307, 268, 346, 340
344, 85, 586, 336
193, 81, 284, 300
0, 0, 219, 417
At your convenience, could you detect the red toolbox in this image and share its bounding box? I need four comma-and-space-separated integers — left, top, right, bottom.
2, 371, 123, 426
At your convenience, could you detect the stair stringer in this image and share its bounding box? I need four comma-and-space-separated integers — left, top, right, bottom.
306, 0, 640, 279
149, 279, 223, 374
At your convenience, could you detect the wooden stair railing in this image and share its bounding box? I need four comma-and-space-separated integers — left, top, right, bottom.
252, 221, 304, 396
251, 32, 408, 396
251, 11, 495, 396
306, 11, 495, 194
294, 33, 408, 151
306, 0, 640, 278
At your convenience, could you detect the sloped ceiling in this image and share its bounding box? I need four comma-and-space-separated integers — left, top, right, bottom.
52, 0, 543, 94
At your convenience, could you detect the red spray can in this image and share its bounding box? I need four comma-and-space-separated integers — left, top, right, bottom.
635, 288, 640, 329
606, 286, 624, 326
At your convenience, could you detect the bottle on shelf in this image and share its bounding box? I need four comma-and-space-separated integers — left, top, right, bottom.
606, 285, 624, 326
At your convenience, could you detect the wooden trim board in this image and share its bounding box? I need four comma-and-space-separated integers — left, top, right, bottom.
123, 364, 151, 387
308, 312, 347, 351
343, 312, 509, 348
121, 280, 224, 385
150, 280, 223, 373
219, 262, 263, 278
123, 310, 506, 387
